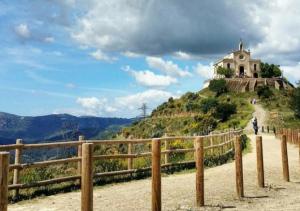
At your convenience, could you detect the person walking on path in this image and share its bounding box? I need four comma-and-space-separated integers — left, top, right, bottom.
252, 117, 259, 135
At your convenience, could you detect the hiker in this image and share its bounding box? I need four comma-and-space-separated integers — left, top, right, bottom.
252, 117, 258, 135
253, 98, 256, 104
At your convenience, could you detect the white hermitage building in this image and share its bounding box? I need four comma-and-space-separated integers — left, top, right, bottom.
214, 41, 261, 78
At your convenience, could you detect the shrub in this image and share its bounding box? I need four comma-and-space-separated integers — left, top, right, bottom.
290, 86, 300, 118
257, 86, 273, 99
182, 92, 198, 101
184, 102, 201, 112
209, 79, 227, 96
213, 103, 237, 122
217, 67, 234, 78
260, 62, 282, 78
200, 98, 218, 113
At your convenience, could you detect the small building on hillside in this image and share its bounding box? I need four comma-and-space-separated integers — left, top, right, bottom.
214, 40, 261, 78
211, 40, 293, 92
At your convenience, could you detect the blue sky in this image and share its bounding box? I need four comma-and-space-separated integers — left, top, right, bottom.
1, 1, 300, 118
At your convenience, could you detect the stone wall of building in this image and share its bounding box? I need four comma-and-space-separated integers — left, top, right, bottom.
224, 78, 293, 93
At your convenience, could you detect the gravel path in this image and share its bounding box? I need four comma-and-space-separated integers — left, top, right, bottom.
9, 105, 300, 211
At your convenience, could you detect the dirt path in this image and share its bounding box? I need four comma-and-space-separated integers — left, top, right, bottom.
245, 103, 268, 133
9, 105, 300, 211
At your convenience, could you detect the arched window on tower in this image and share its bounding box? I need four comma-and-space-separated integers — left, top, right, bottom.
254, 64, 257, 71
227, 63, 230, 69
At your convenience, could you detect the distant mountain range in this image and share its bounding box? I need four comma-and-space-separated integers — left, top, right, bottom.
0, 112, 134, 145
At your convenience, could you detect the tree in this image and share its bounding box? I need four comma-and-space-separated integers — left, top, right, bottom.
209, 79, 227, 96
200, 98, 218, 113
217, 67, 234, 78
290, 85, 300, 118
257, 86, 273, 99
213, 103, 237, 122
260, 62, 282, 78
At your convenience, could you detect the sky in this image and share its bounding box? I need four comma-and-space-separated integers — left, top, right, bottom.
0, 0, 300, 118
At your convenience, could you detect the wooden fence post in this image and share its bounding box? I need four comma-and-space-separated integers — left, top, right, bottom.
164, 139, 169, 164
0, 152, 9, 211
13, 139, 23, 198
78, 135, 85, 175
234, 135, 244, 198
281, 135, 290, 182
81, 143, 94, 211
262, 126, 264, 133
256, 136, 264, 188
152, 139, 161, 211
298, 133, 300, 167
128, 142, 133, 170
195, 137, 204, 207
267, 126, 270, 133
210, 135, 214, 155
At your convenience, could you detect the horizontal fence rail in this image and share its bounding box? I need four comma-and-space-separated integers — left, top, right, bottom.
0, 129, 243, 211
0, 130, 242, 193
276, 128, 300, 144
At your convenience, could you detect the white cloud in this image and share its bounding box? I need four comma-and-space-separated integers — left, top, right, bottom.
44, 36, 55, 43
250, 1, 300, 65
90, 49, 117, 63
117, 89, 177, 111
194, 63, 214, 79
146, 56, 192, 77
281, 63, 300, 83
15, 24, 30, 38
75, 89, 177, 117
172, 51, 194, 60
124, 66, 177, 88
76, 97, 117, 116
122, 51, 142, 58
70, 1, 262, 55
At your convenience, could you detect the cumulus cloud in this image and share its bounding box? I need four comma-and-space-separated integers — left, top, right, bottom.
281, 63, 300, 84
15, 24, 30, 38
76, 97, 117, 116
90, 50, 117, 63
117, 89, 177, 112
146, 56, 192, 77
122, 51, 142, 58
71, 0, 263, 56
194, 63, 214, 79
251, 1, 300, 65
172, 51, 195, 60
124, 66, 177, 88
75, 89, 177, 117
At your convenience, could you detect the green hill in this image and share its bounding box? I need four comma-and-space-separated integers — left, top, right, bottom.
122, 84, 300, 138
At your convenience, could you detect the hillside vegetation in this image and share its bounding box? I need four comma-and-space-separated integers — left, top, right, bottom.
123, 80, 300, 138
122, 88, 254, 138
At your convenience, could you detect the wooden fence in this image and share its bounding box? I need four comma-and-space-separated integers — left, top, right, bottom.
2, 130, 298, 211
276, 128, 300, 144
0, 130, 243, 211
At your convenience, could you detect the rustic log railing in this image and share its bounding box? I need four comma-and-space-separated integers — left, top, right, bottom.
276, 128, 300, 144
0, 129, 243, 211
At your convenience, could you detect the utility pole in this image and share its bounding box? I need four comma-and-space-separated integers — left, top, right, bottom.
139, 103, 148, 119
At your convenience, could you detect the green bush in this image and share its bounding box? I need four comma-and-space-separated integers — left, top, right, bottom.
217, 67, 234, 78
290, 85, 300, 118
257, 86, 273, 99
260, 62, 282, 78
213, 103, 237, 122
209, 79, 227, 96
200, 98, 218, 113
